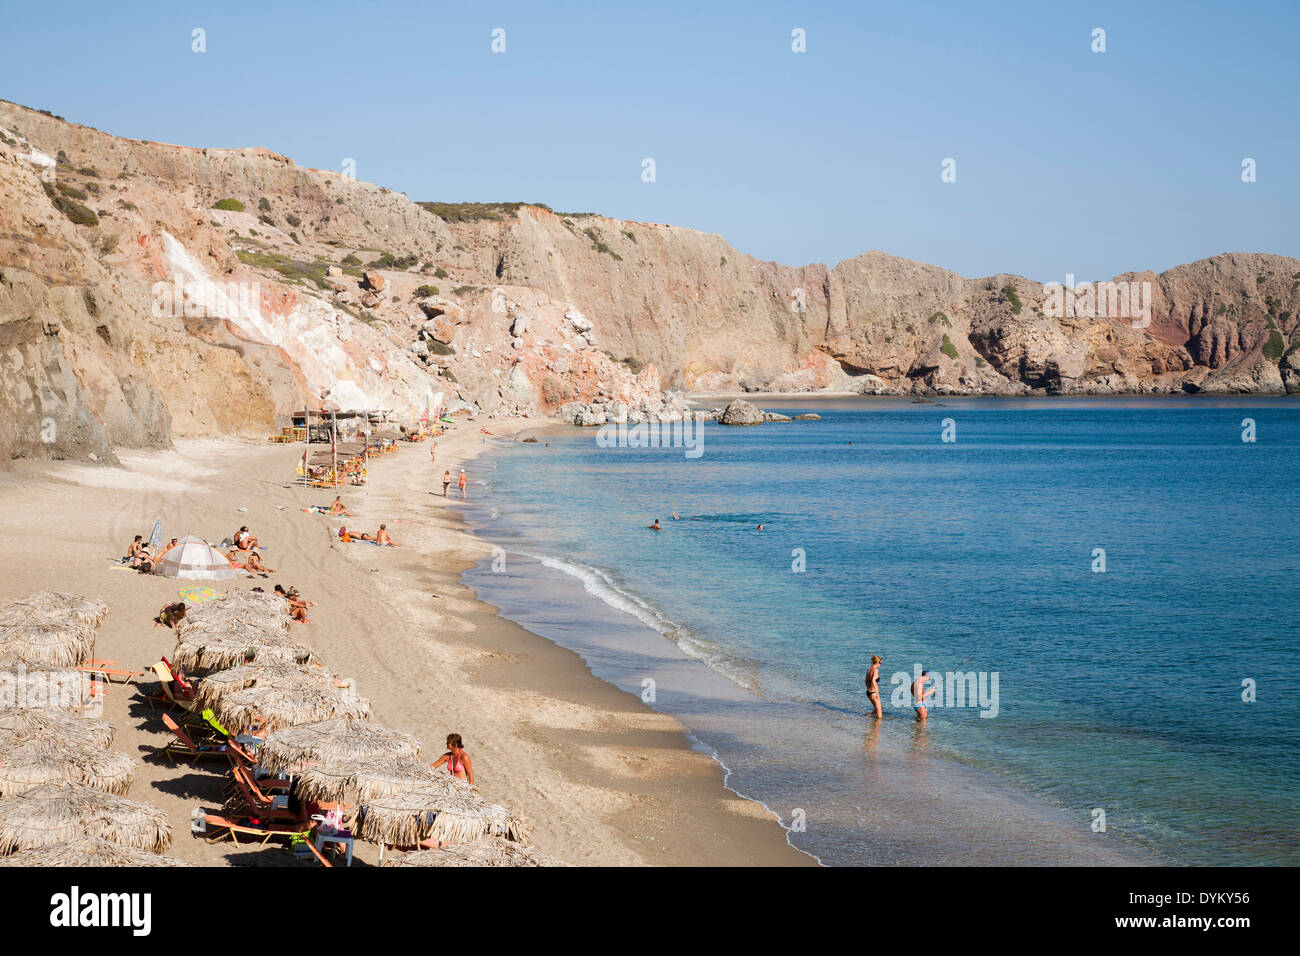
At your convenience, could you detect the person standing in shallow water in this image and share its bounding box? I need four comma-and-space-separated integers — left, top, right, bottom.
865, 654, 883, 719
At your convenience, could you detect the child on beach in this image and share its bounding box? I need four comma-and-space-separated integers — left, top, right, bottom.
430, 733, 474, 786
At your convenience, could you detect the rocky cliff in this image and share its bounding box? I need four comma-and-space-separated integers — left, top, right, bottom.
1, 100, 1296, 461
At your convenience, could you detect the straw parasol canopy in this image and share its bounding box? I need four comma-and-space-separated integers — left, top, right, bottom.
0, 620, 94, 668
0, 590, 108, 629
295, 757, 467, 805
0, 659, 96, 711
356, 788, 530, 847
195, 663, 370, 735
0, 836, 192, 867
0, 708, 114, 749
0, 783, 172, 853
0, 731, 135, 796
172, 621, 315, 673
381, 836, 565, 867
176, 588, 290, 633
258, 718, 420, 775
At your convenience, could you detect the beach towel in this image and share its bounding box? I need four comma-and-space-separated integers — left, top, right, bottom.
178, 586, 218, 605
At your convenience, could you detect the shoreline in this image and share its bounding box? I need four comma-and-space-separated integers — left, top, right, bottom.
0, 422, 812, 866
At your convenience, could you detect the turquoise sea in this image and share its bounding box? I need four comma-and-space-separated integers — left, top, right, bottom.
462, 397, 1300, 865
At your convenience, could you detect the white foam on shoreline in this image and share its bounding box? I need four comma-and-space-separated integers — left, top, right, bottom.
523, 550, 764, 694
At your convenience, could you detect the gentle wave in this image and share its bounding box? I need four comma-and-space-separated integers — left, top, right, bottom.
513, 548, 765, 694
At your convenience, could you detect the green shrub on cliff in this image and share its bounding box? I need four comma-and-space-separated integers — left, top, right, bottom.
1263, 330, 1286, 361
1002, 285, 1022, 314
43, 182, 98, 226
940, 334, 960, 360
413, 285, 440, 298
213, 197, 245, 212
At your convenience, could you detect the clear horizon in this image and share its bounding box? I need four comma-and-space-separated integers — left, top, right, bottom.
1, 0, 1295, 283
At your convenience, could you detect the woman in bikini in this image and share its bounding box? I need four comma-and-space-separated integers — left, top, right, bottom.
430, 733, 474, 786
865, 654, 883, 719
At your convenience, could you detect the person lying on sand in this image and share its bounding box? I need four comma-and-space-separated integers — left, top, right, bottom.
153, 601, 187, 628
327, 496, 352, 517
430, 733, 474, 786
233, 526, 259, 551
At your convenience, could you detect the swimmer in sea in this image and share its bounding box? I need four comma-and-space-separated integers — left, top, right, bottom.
649, 519, 662, 531
757, 523, 765, 530
671, 511, 680, 520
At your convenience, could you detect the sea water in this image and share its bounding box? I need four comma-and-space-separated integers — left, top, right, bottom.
462, 397, 1300, 865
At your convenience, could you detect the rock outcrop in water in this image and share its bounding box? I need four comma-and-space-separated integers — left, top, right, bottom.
2, 99, 1297, 462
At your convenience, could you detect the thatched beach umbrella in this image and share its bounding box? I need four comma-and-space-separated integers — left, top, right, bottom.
0, 836, 191, 867
0, 659, 96, 711
0, 620, 94, 668
213, 681, 371, 735
0, 708, 114, 749
0, 590, 108, 629
172, 621, 315, 673
0, 783, 172, 853
295, 757, 466, 805
381, 836, 564, 867
176, 591, 291, 637
193, 661, 342, 712
195, 662, 369, 734
258, 718, 420, 775
356, 787, 530, 848
0, 732, 134, 796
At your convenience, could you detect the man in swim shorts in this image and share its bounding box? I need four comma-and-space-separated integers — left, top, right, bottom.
649, 519, 662, 531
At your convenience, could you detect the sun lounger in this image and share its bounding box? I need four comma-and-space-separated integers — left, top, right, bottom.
224, 762, 299, 822
78, 659, 143, 684
199, 813, 312, 846
157, 713, 229, 764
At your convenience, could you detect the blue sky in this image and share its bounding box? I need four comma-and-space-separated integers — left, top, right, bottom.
1, 0, 1295, 281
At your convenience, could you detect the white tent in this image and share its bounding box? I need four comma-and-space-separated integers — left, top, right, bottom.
156, 535, 238, 581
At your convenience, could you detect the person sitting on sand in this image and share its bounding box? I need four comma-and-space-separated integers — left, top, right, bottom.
233, 526, 259, 551
127, 535, 149, 568
649, 519, 662, 531
244, 550, 275, 574
430, 733, 474, 786
375, 524, 395, 546
276, 585, 311, 624
327, 496, 353, 517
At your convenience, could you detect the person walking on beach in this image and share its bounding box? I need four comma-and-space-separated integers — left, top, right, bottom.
442, 470, 452, 496
458, 469, 467, 499
911, 668, 935, 721
865, 654, 883, 719
430, 733, 474, 786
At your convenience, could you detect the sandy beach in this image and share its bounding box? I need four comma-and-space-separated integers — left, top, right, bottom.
0, 420, 812, 866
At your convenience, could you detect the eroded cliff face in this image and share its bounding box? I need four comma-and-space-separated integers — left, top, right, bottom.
1, 100, 1296, 462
